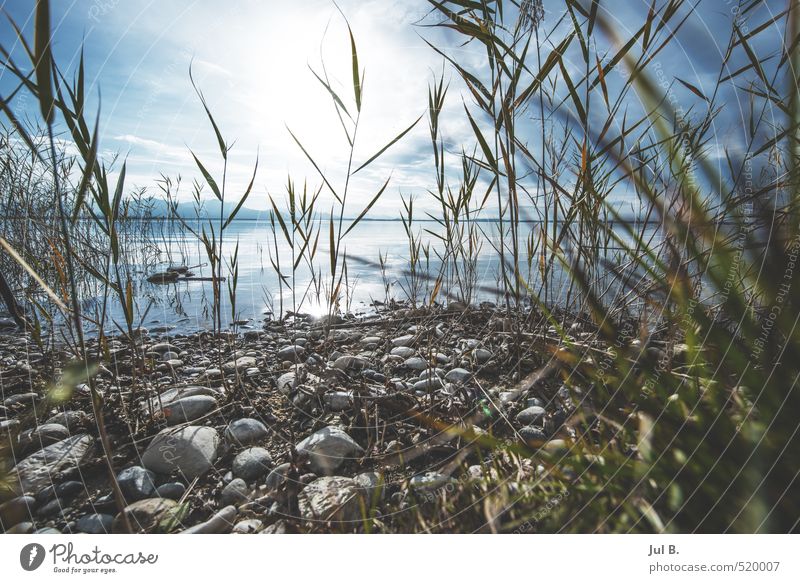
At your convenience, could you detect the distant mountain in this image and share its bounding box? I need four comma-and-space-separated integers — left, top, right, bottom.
135, 198, 268, 221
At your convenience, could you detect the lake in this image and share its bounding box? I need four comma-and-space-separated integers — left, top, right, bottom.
84, 219, 663, 335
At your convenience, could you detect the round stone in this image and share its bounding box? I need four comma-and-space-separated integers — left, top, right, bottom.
141, 426, 220, 479
224, 418, 269, 446
232, 447, 273, 481
516, 406, 546, 426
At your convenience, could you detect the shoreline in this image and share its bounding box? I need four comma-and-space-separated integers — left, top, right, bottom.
0, 304, 604, 533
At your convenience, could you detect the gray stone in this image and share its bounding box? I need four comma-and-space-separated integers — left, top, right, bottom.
221, 478, 251, 506
224, 418, 269, 446
232, 518, 263, 534
144, 385, 222, 413
117, 466, 156, 502
403, 357, 428, 371
113, 498, 179, 533
155, 482, 185, 500
277, 345, 305, 362
76, 513, 114, 534
332, 355, 369, 371
516, 406, 546, 426
142, 426, 220, 479
18, 423, 70, 454
298, 476, 364, 523
413, 377, 443, 392
519, 426, 548, 446
265, 462, 292, 492
180, 506, 237, 534
409, 471, 454, 491
150, 343, 179, 354
444, 368, 471, 384
3, 393, 38, 407
392, 334, 415, 347
44, 410, 89, 430
390, 346, 415, 358
161, 395, 217, 425
10, 434, 94, 496
474, 348, 492, 363
354, 472, 384, 501
295, 426, 364, 475
323, 391, 352, 411
232, 447, 272, 481
222, 356, 258, 374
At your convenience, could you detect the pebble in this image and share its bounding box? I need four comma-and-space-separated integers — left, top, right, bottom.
444, 368, 471, 384
45, 410, 88, 430
180, 506, 237, 534
295, 426, 364, 475
265, 462, 291, 492
161, 395, 217, 425
10, 434, 94, 496
224, 418, 269, 446
519, 426, 548, 447
222, 356, 258, 373
36, 480, 83, 504
277, 345, 306, 362
232, 518, 263, 534
17, 423, 70, 455
354, 472, 384, 501
0, 495, 35, 529
403, 357, 428, 371
409, 471, 454, 491
117, 466, 156, 502
298, 476, 364, 523
155, 482, 186, 500
391, 334, 414, 347
3, 393, 38, 407
516, 406, 546, 426
323, 391, 352, 411
332, 355, 369, 371
221, 478, 251, 506
142, 426, 220, 479
390, 346, 415, 358
232, 447, 273, 481
413, 378, 443, 392
113, 498, 179, 533
76, 513, 114, 534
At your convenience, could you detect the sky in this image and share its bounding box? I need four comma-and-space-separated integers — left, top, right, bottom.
0, 0, 789, 218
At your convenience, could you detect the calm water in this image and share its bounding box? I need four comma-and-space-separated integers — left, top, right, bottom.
90, 220, 662, 334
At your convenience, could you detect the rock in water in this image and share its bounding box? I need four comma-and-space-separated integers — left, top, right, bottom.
141, 426, 220, 479
9, 434, 94, 496
295, 426, 364, 475
298, 476, 364, 523
224, 418, 269, 446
